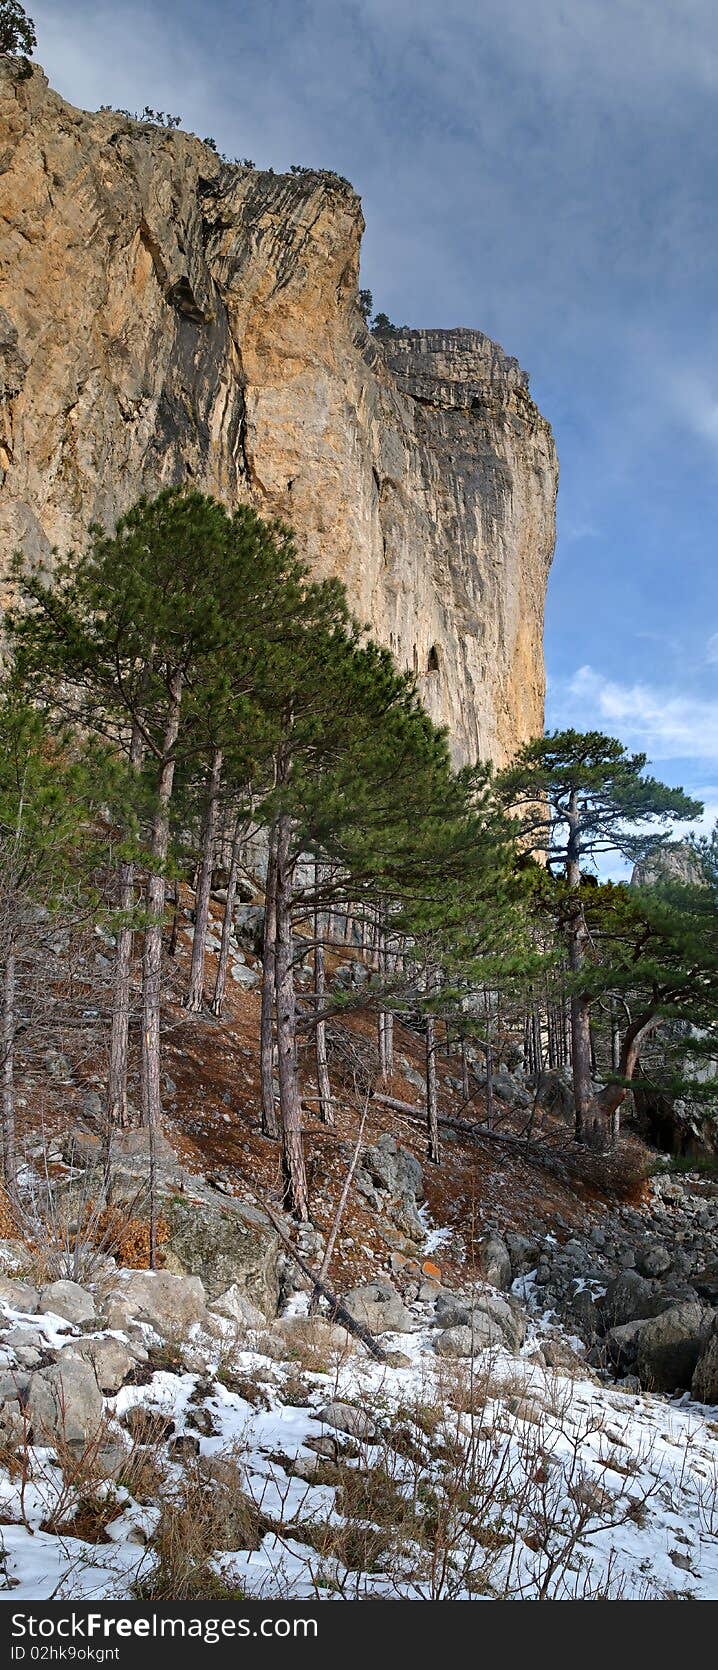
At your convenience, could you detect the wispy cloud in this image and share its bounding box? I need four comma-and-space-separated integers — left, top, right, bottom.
551, 665, 718, 765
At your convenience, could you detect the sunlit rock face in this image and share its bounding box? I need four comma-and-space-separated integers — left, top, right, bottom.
0, 62, 557, 765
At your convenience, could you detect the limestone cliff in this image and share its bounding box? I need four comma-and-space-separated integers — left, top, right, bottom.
0, 61, 557, 765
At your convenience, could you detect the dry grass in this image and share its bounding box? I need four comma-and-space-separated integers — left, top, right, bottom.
92, 1206, 169, 1269
134, 1449, 262, 1600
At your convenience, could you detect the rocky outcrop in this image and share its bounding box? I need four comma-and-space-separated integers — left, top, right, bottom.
0, 61, 557, 765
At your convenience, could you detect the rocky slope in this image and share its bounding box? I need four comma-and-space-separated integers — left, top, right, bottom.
0, 60, 557, 765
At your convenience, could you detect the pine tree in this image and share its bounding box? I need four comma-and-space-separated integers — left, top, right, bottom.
498, 730, 702, 1140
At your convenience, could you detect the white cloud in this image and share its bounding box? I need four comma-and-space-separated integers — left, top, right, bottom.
552, 664, 718, 764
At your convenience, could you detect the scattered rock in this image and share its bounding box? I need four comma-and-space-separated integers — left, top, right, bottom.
316, 1400, 375, 1440
476, 1234, 512, 1291
27, 1357, 103, 1446
692, 1319, 718, 1405
38, 1280, 95, 1326
343, 1280, 415, 1334
163, 1196, 280, 1315
636, 1302, 712, 1393
110, 1271, 207, 1337
0, 1277, 38, 1313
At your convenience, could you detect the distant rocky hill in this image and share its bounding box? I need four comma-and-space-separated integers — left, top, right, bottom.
0, 60, 557, 765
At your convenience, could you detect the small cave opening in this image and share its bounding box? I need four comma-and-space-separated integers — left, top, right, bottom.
426, 644, 440, 674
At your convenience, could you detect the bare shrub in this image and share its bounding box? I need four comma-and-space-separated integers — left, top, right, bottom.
135, 1449, 261, 1600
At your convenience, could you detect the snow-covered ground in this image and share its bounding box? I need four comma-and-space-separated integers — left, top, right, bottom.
1, 1288, 717, 1602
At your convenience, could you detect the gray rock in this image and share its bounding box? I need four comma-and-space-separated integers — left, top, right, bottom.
316, 1400, 375, 1440
0, 1278, 38, 1313
109, 1271, 207, 1337
636, 1302, 713, 1392
343, 1279, 415, 1334
39, 1281, 95, 1326
64, 1336, 135, 1394
473, 1290, 526, 1351
692, 1320, 718, 1405
636, 1243, 672, 1279
603, 1271, 665, 1328
604, 1320, 645, 1373
208, 1285, 266, 1330
27, 1357, 104, 1446
505, 1233, 540, 1276
163, 1195, 280, 1315
476, 1233, 512, 1291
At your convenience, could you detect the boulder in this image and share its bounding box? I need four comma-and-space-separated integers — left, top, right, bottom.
476, 1234, 512, 1291
163, 1196, 280, 1316
505, 1233, 540, 1277
604, 1319, 645, 1373
64, 1336, 136, 1394
316, 1400, 375, 1440
208, 1285, 266, 1331
636, 1302, 712, 1392
27, 1357, 104, 1446
636, 1243, 672, 1280
343, 1279, 415, 1334
38, 1280, 95, 1326
434, 1318, 500, 1357
109, 1271, 207, 1337
0, 1277, 38, 1313
603, 1271, 665, 1328
692, 1320, 718, 1405
473, 1290, 526, 1351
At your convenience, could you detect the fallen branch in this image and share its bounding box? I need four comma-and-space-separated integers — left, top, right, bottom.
262, 1202, 389, 1363
370, 1090, 570, 1174
309, 1089, 371, 1313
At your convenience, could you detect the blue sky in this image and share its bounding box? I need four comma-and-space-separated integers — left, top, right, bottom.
30, 0, 718, 846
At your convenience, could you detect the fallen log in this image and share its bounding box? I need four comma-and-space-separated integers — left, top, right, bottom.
371, 1090, 525, 1149
370, 1090, 571, 1184
262, 1203, 389, 1364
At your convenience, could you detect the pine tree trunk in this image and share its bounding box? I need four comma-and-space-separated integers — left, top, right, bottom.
140, 672, 183, 1135
186, 747, 223, 1013
314, 863, 333, 1124
210, 812, 243, 1018
168, 880, 181, 958
274, 815, 309, 1218
260, 824, 279, 1139
566, 795, 592, 1141
2, 946, 16, 1195
461, 1038, 470, 1101
486, 1040, 494, 1129
107, 717, 145, 1130
425, 974, 440, 1164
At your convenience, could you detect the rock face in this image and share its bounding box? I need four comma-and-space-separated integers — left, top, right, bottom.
0, 62, 557, 766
